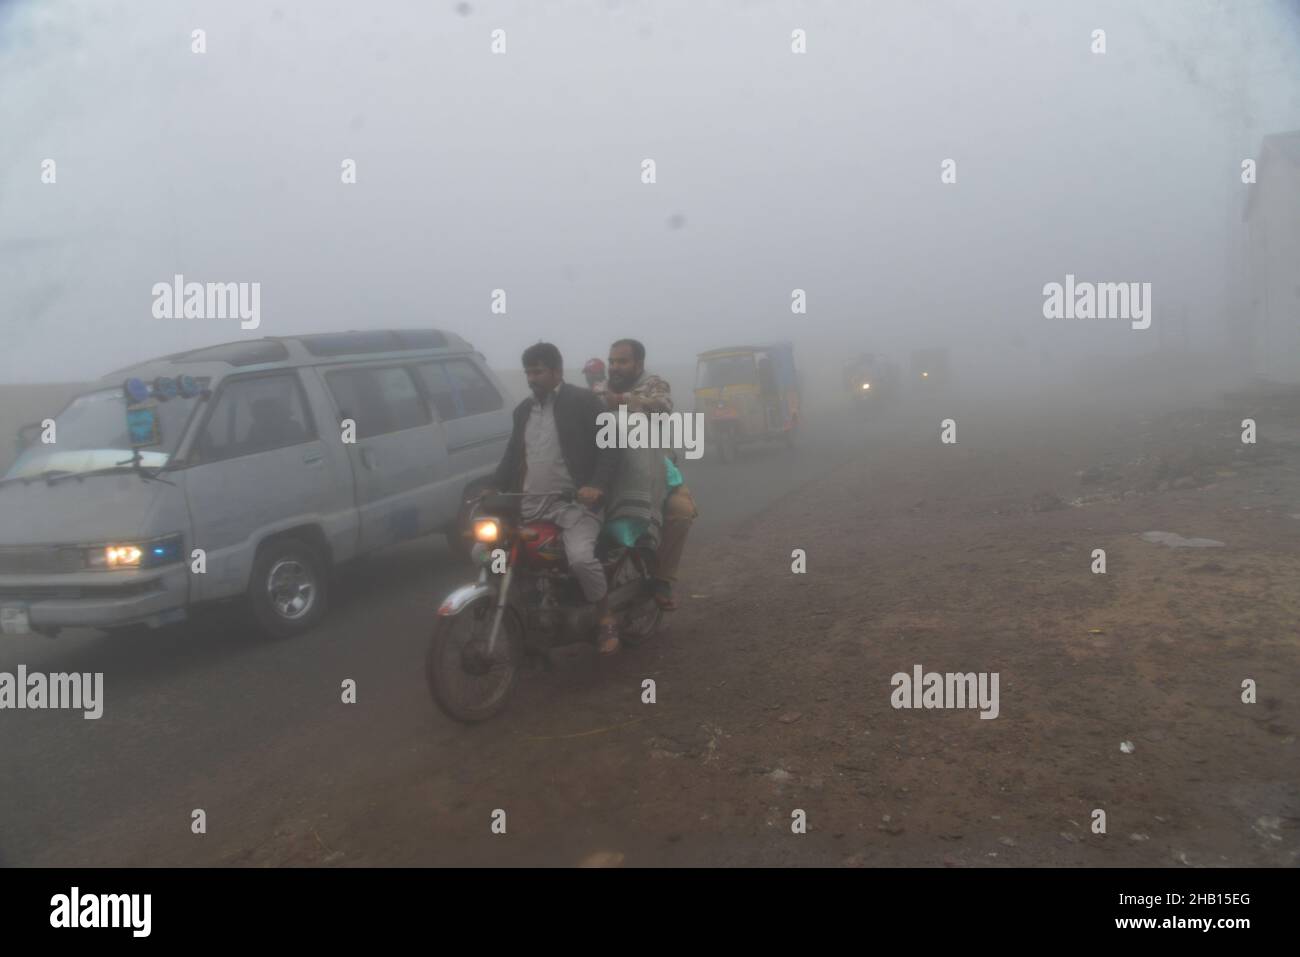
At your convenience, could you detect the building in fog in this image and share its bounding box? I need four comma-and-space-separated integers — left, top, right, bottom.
1241, 130, 1300, 382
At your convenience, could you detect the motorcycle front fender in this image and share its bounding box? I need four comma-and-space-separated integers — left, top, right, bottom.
437, 581, 495, 617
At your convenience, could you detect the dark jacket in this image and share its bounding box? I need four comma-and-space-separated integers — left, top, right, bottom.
491, 382, 620, 495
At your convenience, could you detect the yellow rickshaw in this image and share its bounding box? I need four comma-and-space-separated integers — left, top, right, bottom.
694, 343, 802, 463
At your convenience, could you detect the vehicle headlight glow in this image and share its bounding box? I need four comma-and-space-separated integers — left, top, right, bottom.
86, 534, 184, 570
474, 519, 500, 543
922, 371, 929, 378
105, 545, 143, 567
861, 382, 871, 390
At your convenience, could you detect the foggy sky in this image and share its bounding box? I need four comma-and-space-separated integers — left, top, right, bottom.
1, 0, 1298, 386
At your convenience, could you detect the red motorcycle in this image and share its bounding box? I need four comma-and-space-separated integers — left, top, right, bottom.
426, 492, 663, 722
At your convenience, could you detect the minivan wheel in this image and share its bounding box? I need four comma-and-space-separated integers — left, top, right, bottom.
248, 539, 328, 638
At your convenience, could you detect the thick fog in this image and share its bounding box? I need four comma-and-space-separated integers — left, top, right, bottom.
1, 0, 1298, 391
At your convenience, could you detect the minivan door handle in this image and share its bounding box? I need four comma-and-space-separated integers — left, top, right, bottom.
303, 450, 324, 465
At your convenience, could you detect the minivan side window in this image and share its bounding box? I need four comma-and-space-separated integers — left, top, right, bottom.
416, 360, 504, 420
326, 366, 430, 438
198, 374, 316, 462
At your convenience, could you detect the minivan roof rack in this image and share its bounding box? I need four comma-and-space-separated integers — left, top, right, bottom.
107, 328, 471, 376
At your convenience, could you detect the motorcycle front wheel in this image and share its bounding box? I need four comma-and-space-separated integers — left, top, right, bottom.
426, 595, 525, 723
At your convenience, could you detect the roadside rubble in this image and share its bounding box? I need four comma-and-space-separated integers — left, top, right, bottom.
1068, 391, 1299, 507
1029, 491, 1067, 512
1140, 531, 1226, 548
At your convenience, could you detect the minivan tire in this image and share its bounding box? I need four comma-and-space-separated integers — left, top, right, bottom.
247, 539, 329, 638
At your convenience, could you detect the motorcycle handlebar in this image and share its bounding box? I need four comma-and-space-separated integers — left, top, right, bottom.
473, 490, 577, 518
479, 490, 575, 504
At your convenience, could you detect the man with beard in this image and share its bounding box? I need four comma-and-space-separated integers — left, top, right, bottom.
602, 338, 698, 611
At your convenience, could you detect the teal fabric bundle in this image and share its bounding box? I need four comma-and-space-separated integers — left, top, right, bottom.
665, 457, 684, 489
604, 456, 678, 548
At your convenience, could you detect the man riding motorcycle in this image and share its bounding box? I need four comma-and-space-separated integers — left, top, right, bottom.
484, 343, 623, 654
602, 338, 698, 611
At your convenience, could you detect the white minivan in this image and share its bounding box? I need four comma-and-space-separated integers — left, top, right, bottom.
0, 329, 513, 637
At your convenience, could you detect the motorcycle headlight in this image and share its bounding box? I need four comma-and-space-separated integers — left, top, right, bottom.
474, 519, 500, 543
861, 382, 871, 390
86, 533, 184, 570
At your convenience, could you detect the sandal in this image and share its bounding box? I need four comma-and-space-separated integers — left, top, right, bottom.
652, 581, 677, 611
596, 620, 621, 656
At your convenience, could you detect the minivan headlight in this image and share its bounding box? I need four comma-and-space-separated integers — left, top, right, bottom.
105, 545, 143, 567
86, 534, 184, 570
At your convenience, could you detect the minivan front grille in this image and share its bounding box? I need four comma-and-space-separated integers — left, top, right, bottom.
0, 546, 84, 575
0, 579, 162, 601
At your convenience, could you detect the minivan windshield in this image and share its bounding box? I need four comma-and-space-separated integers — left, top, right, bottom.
4, 387, 203, 481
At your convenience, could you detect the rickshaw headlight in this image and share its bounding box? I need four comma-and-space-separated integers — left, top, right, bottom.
474, 519, 500, 543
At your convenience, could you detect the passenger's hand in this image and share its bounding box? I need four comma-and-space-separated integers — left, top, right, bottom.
576, 486, 602, 507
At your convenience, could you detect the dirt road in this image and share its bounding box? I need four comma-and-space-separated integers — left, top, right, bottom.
0, 406, 860, 867
3, 392, 1297, 867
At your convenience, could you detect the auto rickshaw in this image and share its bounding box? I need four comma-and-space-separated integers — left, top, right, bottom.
694, 343, 801, 463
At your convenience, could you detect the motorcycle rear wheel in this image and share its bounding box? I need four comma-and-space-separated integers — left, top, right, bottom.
426, 596, 524, 723
611, 552, 663, 647
621, 598, 663, 647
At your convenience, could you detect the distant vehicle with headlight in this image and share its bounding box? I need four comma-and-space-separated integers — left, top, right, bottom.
0, 330, 512, 638
909, 347, 952, 393
842, 352, 901, 408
